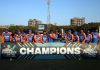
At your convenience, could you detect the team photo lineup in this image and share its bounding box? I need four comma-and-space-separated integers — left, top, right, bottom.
0, 0, 100, 70
1, 29, 100, 44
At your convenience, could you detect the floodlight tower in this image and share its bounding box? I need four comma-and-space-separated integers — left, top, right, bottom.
47, 0, 51, 31
47, 0, 51, 24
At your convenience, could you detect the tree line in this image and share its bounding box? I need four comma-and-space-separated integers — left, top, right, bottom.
0, 22, 100, 35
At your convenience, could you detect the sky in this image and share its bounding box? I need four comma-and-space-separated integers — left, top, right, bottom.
0, 0, 100, 25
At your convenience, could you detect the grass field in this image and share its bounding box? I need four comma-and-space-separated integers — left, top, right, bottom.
0, 59, 100, 70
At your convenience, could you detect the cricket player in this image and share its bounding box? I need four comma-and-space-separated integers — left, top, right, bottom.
78, 29, 86, 43
27, 30, 34, 42
41, 31, 48, 43
34, 31, 42, 43
21, 32, 28, 44
85, 30, 92, 43
10, 33, 16, 42
92, 30, 99, 43
64, 30, 74, 42
73, 31, 79, 42
48, 30, 55, 42
2, 29, 11, 43
15, 31, 22, 42
54, 31, 60, 42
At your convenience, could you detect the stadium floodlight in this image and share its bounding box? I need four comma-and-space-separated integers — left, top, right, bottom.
47, 0, 51, 24
46, 0, 51, 32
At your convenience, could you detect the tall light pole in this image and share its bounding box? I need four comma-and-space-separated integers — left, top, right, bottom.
47, 0, 51, 24
47, 0, 51, 32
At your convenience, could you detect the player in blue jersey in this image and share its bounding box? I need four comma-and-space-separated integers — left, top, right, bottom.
92, 30, 99, 43
78, 29, 86, 43
2, 29, 11, 43
54, 31, 61, 42
27, 30, 34, 42
61, 31, 66, 43
15, 31, 22, 42
48, 30, 55, 42
73, 31, 79, 42
41, 31, 48, 43
10, 33, 16, 42
64, 30, 74, 42
21, 32, 27, 44
85, 30, 92, 43
34, 31, 41, 43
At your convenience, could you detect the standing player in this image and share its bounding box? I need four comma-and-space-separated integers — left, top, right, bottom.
27, 30, 34, 42
61, 32, 66, 43
15, 31, 22, 42
21, 32, 28, 44
41, 31, 48, 43
10, 33, 16, 43
73, 31, 79, 42
78, 29, 86, 43
92, 30, 99, 43
85, 31, 92, 43
2, 29, 11, 43
48, 30, 55, 42
34, 31, 42, 43
64, 30, 74, 42
54, 31, 60, 42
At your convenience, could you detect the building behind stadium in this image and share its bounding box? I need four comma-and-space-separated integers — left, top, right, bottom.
70, 17, 85, 26
28, 19, 42, 26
